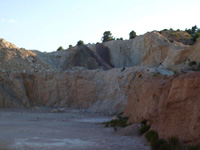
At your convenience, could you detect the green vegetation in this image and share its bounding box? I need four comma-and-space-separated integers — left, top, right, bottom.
185, 25, 198, 35
168, 137, 181, 149
139, 119, 151, 135
139, 120, 183, 150
188, 143, 200, 150
145, 130, 182, 150
101, 31, 115, 42
103, 112, 130, 131
117, 112, 124, 118
139, 124, 151, 135
121, 67, 125, 72
129, 30, 137, 39
145, 130, 159, 142
153, 72, 161, 77
170, 32, 175, 36
141, 119, 147, 125
192, 32, 200, 43
69, 45, 73, 48
188, 61, 197, 66
103, 118, 129, 131
151, 138, 169, 150
185, 25, 200, 43
170, 32, 180, 37
116, 37, 123, 40
57, 46, 64, 51
77, 40, 84, 46
187, 61, 200, 71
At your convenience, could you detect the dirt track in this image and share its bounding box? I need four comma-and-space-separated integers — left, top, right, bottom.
0, 108, 150, 150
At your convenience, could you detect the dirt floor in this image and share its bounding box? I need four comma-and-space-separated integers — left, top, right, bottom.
0, 108, 150, 150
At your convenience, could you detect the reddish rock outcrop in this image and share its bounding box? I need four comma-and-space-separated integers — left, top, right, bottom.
124, 72, 200, 143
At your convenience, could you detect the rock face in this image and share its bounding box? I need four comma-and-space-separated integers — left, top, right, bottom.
0, 67, 155, 112
1, 68, 200, 143
61, 45, 113, 70
99, 32, 189, 69
31, 32, 190, 71
124, 72, 200, 143
0, 32, 198, 72
0, 38, 18, 49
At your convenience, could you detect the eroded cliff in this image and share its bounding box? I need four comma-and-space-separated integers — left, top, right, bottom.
0, 67, 156, 112
124, 72, 200, 143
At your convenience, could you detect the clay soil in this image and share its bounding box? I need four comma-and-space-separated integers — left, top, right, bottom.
0, 108, 150, 150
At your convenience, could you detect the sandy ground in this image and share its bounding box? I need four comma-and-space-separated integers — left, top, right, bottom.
0, 108, 150, 150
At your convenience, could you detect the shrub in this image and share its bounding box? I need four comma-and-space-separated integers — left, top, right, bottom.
57, 46, 63, 51
170, 33, 175, 36
116, 37, 123, 40
197, 62, 200, 71
162, 29, 168, 31
188, 61, 197, 66
188, 143, 200, 150
144, 130, 182, 150
192, 32, 200, 43
121, 67, 125, 72
77, 40, 84, 46
168, 137, 181, 150
168, 137, 179, 146
129, 30, 137, 39
151, 139, 168, 150
139, 125, 150, 135
117, 112, 123, 118
141, 119, 147, 125
101, 31, 115, 42
145, 130, 159, 142
153, 72, 160, 77
103, 117, 129, 131
159, 141, 171, 150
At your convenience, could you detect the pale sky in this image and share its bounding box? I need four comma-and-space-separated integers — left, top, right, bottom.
0, 0, 200, 52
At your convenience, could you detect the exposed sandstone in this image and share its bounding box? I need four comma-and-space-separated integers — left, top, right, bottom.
124, 72, 200, 143
0, 67, 155, 112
